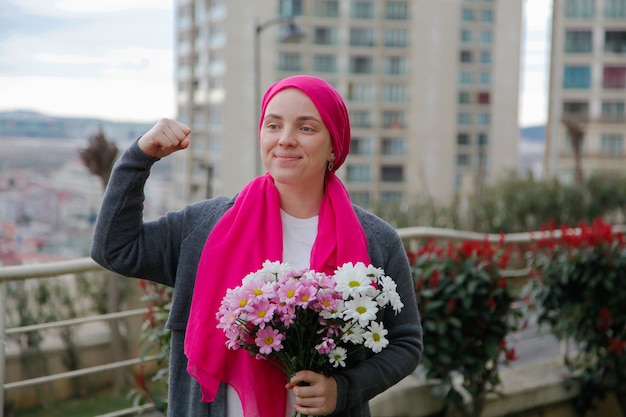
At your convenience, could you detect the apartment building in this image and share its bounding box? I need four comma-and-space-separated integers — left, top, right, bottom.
545, 0, 626, 182
172, 0, 522, 209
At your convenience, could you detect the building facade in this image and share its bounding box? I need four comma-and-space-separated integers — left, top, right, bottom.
545, 0, 626, 182
173, 0, 522, 209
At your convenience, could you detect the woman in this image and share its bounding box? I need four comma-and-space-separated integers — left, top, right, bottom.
91, 75, 422, 417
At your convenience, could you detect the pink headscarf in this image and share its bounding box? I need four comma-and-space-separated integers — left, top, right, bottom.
184, 75, 370, 417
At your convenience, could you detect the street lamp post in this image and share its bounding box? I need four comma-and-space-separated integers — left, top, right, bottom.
253, 17, 305, 176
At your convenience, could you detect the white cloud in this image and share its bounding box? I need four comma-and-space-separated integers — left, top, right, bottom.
0, 0, 174, 122
56, 0, 171, 13
0, 75, 175, 122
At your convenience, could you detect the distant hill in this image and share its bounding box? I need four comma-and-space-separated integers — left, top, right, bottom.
520, 125, 545, 143
0, 110, 154, 143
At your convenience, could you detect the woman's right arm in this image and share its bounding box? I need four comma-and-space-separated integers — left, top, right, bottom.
91, 119, 191, 286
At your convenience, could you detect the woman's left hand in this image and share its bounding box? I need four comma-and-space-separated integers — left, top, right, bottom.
286, 370, 338, 416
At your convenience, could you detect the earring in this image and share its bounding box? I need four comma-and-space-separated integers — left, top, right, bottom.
327, 160, 334, 171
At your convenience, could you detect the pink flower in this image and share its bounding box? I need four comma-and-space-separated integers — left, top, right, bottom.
255, 326, 284, 355
295, 282, 317, 308
277, 279, 300, 305
246, 299, 276, 326
315, 337, 336, 354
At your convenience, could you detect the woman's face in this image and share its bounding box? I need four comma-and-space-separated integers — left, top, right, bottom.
260, 88, 334, 190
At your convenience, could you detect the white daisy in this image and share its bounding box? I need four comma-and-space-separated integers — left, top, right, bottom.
340, 323, 365, 344
328, 346, 348, 368
343, 295, 379, 327
364, 321, 389, 353
335, 262, 375, 299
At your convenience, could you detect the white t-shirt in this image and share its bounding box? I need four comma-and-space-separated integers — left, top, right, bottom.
226, 210, 318, 417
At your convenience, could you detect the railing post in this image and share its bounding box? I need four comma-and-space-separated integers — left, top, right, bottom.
1, 280, 6, 417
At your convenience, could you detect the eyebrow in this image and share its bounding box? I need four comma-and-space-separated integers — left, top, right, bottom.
264, 113, 322, 123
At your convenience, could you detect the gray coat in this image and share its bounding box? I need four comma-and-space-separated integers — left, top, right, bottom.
91, 142, 423, 417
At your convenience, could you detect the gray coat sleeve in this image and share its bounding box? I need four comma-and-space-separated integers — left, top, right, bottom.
332, 207, 423, 415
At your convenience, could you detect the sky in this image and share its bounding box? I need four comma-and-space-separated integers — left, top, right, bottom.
0, 0, 551, 127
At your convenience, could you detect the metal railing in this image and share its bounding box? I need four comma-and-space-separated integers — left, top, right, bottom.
2, 225, 624, 417
0, 258, 157, 417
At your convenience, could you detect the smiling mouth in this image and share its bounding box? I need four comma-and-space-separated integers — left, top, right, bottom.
275, 154, 301, 161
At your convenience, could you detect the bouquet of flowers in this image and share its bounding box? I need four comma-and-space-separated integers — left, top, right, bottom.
216, 260, 403, 379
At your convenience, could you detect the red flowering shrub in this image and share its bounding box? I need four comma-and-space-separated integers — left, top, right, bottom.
529, 219, 626, 414
410, 238, 526, 417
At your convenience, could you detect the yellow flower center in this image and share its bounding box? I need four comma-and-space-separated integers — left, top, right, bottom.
373, 333, 381, 342
253, 288, 263, 296
349, 281, 361, 288
287, 289, 295, 298
356, 306, 367, 314
239, 299, 247, 308
264, 336, 274, 345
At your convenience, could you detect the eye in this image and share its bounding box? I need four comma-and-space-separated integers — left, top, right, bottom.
301, 126, 314, 133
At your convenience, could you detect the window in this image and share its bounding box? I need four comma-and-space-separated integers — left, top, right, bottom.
565, 30, 592, 53
351, 1, 375, 18
351, 110, 372, 128
563, 65, 591, 89
280, 0, 303, 16
461, 8, 474, 21
461, 29, 473, 43
601, 134, 623, 155
603, 66, 626, 88
381, 165, 404, 182
563, 101, 589, 117
380, 192, 403, 204
314, 0, 339, 17
351, 137, 373, 155
565, 0, 594, 17
348, 83, 376, 102
457, 153, 471, 166
384, 29, 408, 47
312, 54, 337, 72
350, 28, 376, 46
457, 133, 471, 145
601, 100, 625, 119
313, 27, 338, 45
477, 92, 490, 104
459, 71, 472, 85
349, 56, 374, 74
382, 84, 408, 103
479, 72, 491, 86
382, 137, 405, 155
458, 113, 471, 125
346, 165, 371, 182
481, 9, 494, 22
605, 0, 626, 18
480, 30, 493, 44
477, 112, 490, 126
460, 50, 473, 63
479, 51, 492, 64
383, 56, 407, 75
477, 133, 488, 146
605, 30, 626, 53
382, 111, 405, 129
385, 1, 408, 20
350, 191, 371, 208
459, 92, 471, 104
278, 53, 301, 71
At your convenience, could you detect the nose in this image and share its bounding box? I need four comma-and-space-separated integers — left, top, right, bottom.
278, 126, 297, 147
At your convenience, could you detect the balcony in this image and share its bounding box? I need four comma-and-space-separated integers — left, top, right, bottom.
1, 226, 623, 417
